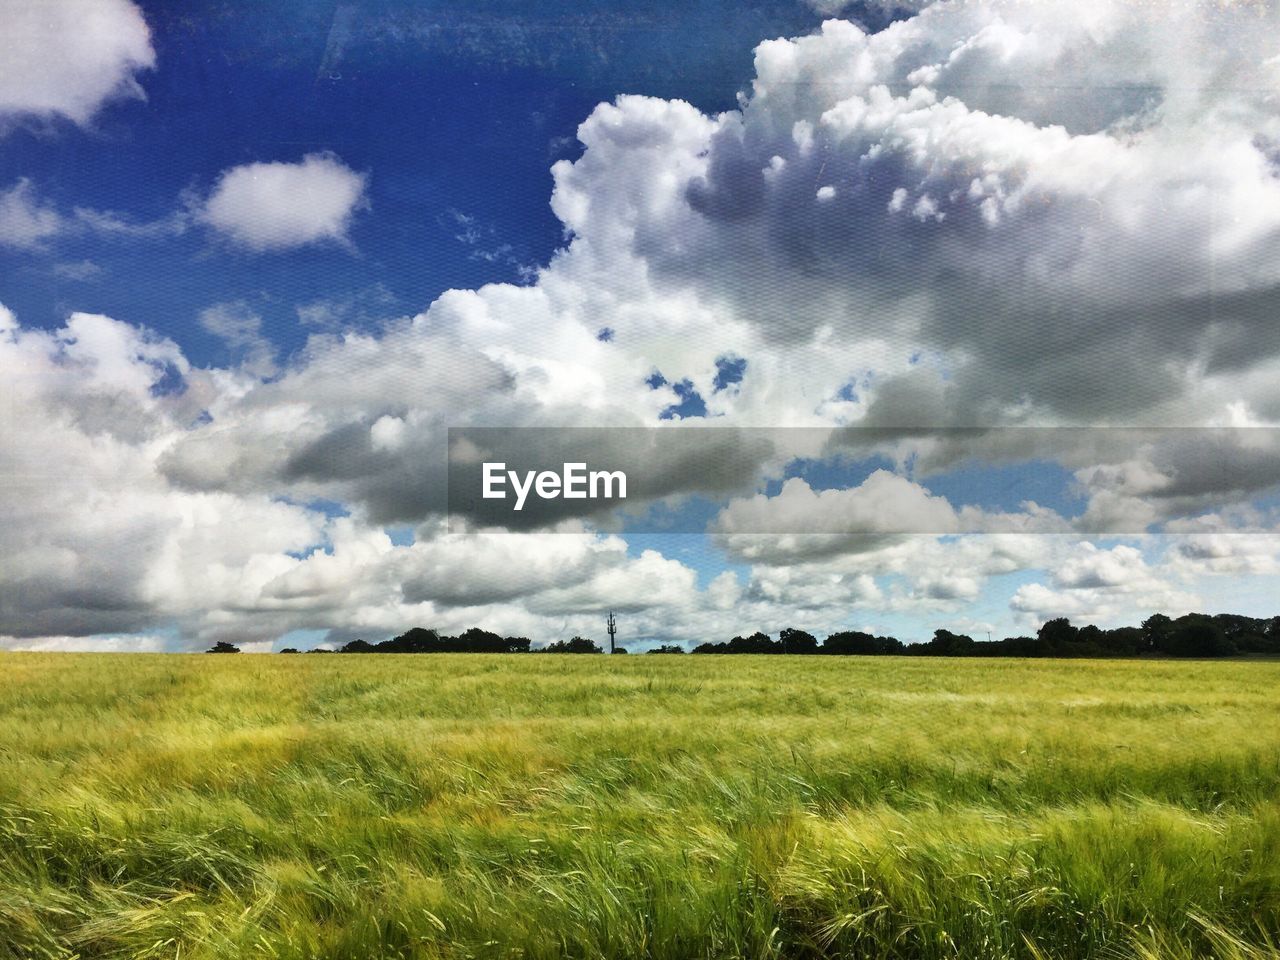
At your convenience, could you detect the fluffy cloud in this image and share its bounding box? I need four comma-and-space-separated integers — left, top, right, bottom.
0, 154, 371, 258
709, 467, 1077, 569
1009, 543, 1201, 628
1168, 533, 1280, 578
1072, 430, 1280, 532
735, 531, 1055, 620
542, 3, 1280, 432
0, 307, 323, 640
2, 290, 1276, 646
0, 305, 730, 647
716, 472, 961, 536
7, 0, 1280, 647
199, 153, 369, 252
0, 0, 154, 128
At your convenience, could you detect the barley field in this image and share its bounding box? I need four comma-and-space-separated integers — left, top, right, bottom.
0, 653, 1277, 960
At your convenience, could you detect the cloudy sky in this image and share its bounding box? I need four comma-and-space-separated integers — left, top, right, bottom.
3, 0, 1280, 652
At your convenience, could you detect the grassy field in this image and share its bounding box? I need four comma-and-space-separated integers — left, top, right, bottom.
0, 654, 1278, 959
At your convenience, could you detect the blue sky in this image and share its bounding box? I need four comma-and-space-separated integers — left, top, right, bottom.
4, 0, 1280, 651
3, 0, 845, 362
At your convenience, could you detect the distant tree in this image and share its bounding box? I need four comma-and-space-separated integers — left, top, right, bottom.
920, 629, 976, 656
1038, 618, 1079, 651
1045, 623, 1107, 658
1141, 613, 1173, 653
381, 627, 441, 652
348, 627, 532, 653
206, 641, 240, 654
1164, 614, 1234, 657
822, 631, 903, 655
690, 641, 725, 654
648, 644, 686, 654
1213, 614, 1272, 654
1077, 624, 1105, 646
1099, 626, 1144, 656
690, 632, 791, 654
997, 636, 1041, 657
823, 630, 875, 655
455, 627, 509, 653
877, 635, 905, 655
279, 647, 300, 654
728, 632, 780, 654
612, 647, 628, 654
542, 636, 603, 654
779, 627, 819, 654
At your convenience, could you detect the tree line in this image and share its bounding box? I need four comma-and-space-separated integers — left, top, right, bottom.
684, 612, 1279, 658
205, 612, 1280, 657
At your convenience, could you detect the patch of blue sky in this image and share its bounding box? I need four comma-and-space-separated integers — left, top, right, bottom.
385, 525, 416, 547
774, 453, 898, 495
147, 360, 188, 397
659, 380, 708, 419
619, 493, 725, 536
280, 497, 349, 559
712, 355, 747, 392
623, 531, 751, 591
299, 497, 350, 520
776, 454, 1087, 520
919, 459, 1088, 519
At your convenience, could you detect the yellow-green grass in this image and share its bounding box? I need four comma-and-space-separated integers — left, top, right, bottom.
0, 653, 1277, 959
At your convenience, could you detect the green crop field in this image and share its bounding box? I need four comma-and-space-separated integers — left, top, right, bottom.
1, 654, 1278, 960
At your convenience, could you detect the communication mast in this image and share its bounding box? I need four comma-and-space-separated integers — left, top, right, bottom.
606, 611, 617, 654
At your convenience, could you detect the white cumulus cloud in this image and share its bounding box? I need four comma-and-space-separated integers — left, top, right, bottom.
0, 0, 154, 128
200, 153, 369, 252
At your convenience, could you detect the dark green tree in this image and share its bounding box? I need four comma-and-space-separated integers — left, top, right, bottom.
1038, 618, 1079, 651
822, 631, 903, 655
1141, 613, 1173, 652
925, 629, 976, 656
542, 636, 603, 654
779, 627, 819, 654
1164, 615, 1234, 657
